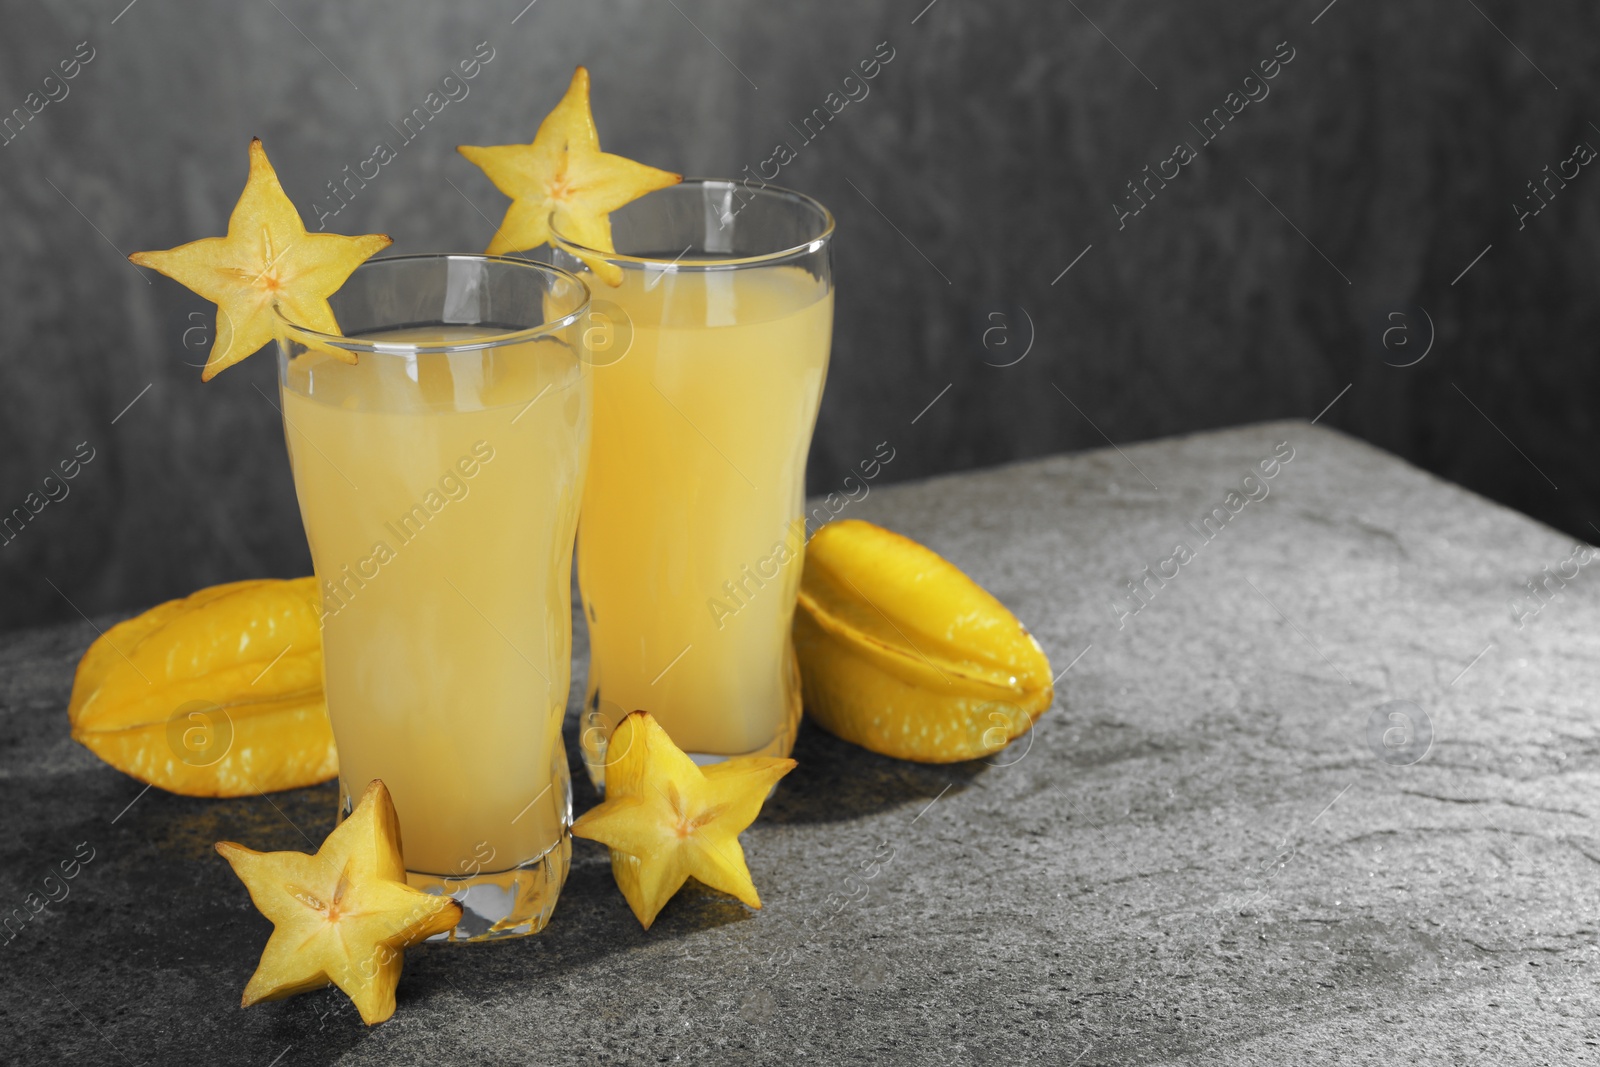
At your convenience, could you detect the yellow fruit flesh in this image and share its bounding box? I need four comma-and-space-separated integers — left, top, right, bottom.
571, 712, 794, 929
794, 519, 1054, 762
216, 780, 462, 1025
68, 577, 336, 796
130, 138, 389, 380
458, 66, 679, 284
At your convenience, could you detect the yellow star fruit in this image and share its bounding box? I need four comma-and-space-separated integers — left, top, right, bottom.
215, 780, 462, 1026
68, 577, 335, 797
571, 711, 795, 930
794, 519, 1056, 763
130, 138, 392, 381
457, 66, 680, 285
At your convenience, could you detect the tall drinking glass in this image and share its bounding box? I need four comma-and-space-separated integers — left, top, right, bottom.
550, 180, 835, 787
272, 254, 591, 941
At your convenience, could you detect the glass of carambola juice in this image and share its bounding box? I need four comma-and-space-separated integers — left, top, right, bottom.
550, 179, 835, 788
272, 254, 591, 940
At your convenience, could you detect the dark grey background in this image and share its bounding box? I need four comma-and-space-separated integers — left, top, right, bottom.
2, 0, 1595, 630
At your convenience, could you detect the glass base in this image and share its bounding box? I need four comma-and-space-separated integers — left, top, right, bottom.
407, 833, 571, 942
337, 764, 573, 944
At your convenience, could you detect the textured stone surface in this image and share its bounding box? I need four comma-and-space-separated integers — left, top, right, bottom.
2, 421, 1598, 1064
5, 0, 1600, 629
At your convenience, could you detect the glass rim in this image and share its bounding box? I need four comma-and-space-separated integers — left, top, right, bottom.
271, 252, 592, 356
547, 177, 835, 272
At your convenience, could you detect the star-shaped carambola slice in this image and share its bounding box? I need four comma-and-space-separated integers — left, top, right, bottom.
571, 711, 795, 930
131, 138, 391, 381
214, 780, 461, 1026
457, 66, 680, 284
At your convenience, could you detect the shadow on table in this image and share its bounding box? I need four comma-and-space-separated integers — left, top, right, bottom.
99, 715, 982, 1050
137, 788, 758, 1050
760, 718, 986, 825
399, 722, 989, 1006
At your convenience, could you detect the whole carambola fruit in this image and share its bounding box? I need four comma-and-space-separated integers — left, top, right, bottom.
68, 578, 336, 796
794, 520, 1054, 763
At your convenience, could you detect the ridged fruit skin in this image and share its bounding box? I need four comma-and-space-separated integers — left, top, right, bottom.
794, 520, 1054, 763
68, 577, 336, 796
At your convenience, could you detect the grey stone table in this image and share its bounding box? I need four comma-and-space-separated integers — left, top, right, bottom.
3, 421, 1597, 1065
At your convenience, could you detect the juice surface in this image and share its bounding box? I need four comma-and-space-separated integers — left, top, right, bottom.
282, 326, 586, 876
578, 265, 833, 759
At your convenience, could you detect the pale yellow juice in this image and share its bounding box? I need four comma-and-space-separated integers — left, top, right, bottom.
281, 327, 587, 878
577, 265, 832, 770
